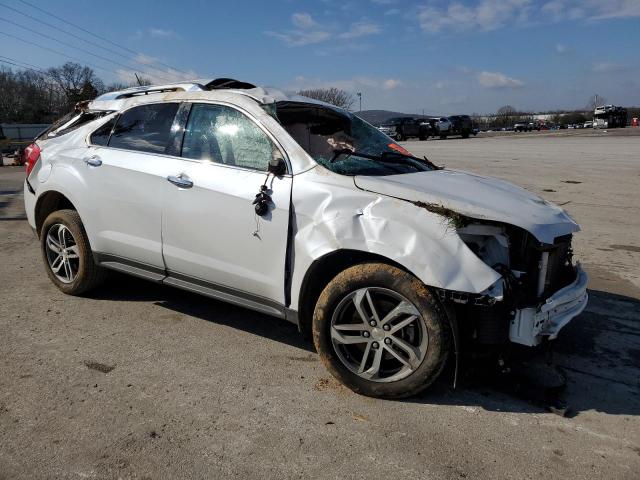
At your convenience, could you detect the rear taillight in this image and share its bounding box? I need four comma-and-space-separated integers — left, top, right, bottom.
24, 143, 41, 177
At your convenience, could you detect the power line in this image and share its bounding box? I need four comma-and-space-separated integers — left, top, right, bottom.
0, 58, 57, 81
14, 0, 190, 75
0, 54, 49, 74
0, 2, 129, 61
0, 30, 122, 77
0, 16, 174, 82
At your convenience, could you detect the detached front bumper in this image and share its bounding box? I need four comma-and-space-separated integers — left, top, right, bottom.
509, 266, 588, 346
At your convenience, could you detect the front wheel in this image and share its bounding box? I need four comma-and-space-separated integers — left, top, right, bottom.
312, 263, 450, 398
394, 132, 403, 141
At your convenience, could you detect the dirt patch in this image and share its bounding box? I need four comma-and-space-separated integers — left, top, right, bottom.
562, 180, 582, 184
314, 377, 348, 393
84, 361, 115, 374
410, 201, 470, 228
610, 244, 640, 253
286, 354, 317, 363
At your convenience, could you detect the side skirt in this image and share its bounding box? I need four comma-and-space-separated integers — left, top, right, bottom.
94, 253, 297, 324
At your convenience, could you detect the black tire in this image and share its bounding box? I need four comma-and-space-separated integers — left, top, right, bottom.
395, 132, 403, 141
462, 132, 470, 139
312, 263, 450, 399
439, 134, 447, 140
40, 209, 105, 295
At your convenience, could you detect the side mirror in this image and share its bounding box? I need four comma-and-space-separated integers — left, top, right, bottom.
268, 154, 287, 176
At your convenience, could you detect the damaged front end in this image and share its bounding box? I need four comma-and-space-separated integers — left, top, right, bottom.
440, 221, 588, 348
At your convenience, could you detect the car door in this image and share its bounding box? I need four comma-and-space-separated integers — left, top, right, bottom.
81, 102, 180, 269
160, 102, 292, 307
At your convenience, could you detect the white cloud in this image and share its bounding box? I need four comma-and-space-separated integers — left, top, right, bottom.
586, 0, 640, 19
116, 55, 198, 84
291, 12, 318, 29
418, 0, 531, 33
382, 78, 401, 90
267, 13, 379, 46
149, 28, 177, 38
339, 21, 381, 39
478, 71, 524, 88
591, 61, 626, 73
417, 0, 640, 34
265, 13, 331, 46
291, 75, 403, 93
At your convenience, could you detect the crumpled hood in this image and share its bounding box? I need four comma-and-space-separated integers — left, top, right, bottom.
354, 169, 579, 243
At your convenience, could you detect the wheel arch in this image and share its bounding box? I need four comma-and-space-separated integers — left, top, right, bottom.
296, 249, 411, 338
35, 190, 78, 237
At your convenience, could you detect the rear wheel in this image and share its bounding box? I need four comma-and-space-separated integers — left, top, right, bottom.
395, 132, 403, 141
313, 263, 450, 398
41, 209, 105, 295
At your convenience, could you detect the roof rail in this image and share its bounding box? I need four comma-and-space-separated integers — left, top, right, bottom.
95, 82, 207, 101
95, 78, 257, 102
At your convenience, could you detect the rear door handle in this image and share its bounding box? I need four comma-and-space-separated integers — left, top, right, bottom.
84, 155, 102, 167
167, 174, 193, 189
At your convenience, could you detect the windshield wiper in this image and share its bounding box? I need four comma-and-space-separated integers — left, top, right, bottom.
380, 151, 442, 170
330, 148, 441, 170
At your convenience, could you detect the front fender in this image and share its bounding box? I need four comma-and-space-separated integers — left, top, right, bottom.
289, 168, 501, 309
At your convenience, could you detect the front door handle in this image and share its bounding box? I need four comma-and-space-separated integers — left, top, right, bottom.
84, 155, 102, 167
167, 174, 193, 189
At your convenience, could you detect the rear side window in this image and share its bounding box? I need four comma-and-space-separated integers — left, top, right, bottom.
109, 103, 179, 154
181, 103, 277, 171
90, 117, 116, 146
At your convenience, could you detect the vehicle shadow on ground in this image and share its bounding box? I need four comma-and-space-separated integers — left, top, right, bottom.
91, 276, 640, 417
0, 188, 27, 221
92, 272, 314, 353
415, 289, 640, 417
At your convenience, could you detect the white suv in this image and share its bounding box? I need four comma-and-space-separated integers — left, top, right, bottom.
24, 78, 588, 398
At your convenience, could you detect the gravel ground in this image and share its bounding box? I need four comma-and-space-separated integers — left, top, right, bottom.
1, 129, 639, 479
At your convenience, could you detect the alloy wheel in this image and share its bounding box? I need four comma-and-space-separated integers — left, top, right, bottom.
45, 223, 80, 284
330, 287, 429, 383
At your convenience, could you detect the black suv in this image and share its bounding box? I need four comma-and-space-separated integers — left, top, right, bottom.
448, 115, 474, 138
378, 117, 423, 141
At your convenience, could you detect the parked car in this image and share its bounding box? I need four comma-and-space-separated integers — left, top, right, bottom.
583, 121, 593, 128
378, 117, 421, 141
448, 115, 474, 138
24, 79, 588, 399
430, 117, 452, 139
513, 121, 533, 132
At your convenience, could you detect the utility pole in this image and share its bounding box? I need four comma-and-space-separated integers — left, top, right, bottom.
135, 73, 143, 86
357, 92, 362, 112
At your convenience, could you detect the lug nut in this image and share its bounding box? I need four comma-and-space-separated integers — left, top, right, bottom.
369, 320, 377, 327
383, 324, 390, 331
384, 338, 392, 345
372, 342, 379, 349
363, 331, 370, 338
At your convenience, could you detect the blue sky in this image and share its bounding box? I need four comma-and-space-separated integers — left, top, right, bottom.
1, 0, 639, 114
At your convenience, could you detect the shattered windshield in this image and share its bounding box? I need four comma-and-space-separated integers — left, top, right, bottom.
275, 102, 433, 176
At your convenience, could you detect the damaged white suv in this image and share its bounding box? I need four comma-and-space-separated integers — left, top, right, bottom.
24, 79, 588, 398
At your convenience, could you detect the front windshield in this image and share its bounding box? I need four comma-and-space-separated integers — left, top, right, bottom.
276, 102, 433, 176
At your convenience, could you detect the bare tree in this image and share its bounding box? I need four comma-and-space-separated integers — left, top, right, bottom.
297, 87, 355, 110
47, 62, 104, 108
496, 105, 516, 116
585, 94, 606, 111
